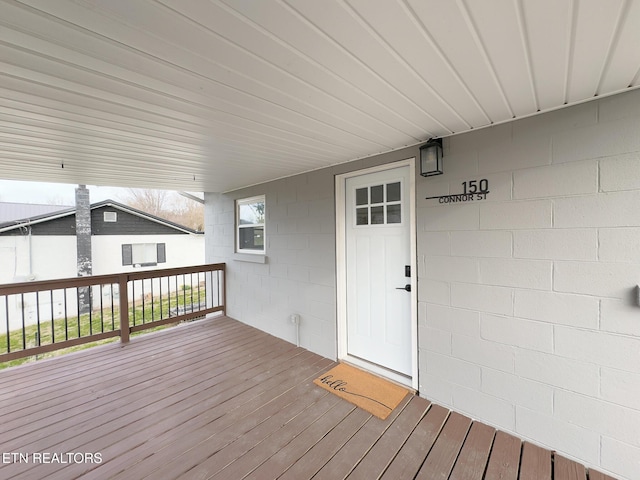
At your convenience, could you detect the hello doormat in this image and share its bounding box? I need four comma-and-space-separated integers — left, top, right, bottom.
313, 363, 409, 419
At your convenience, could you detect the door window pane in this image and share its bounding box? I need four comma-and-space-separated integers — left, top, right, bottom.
370, 185, 384, 204
371, 206, 384, 224
387, 204, 401, 223
356, 207, 368, 225
356, 188, 368, 205
387, 182, 401, 202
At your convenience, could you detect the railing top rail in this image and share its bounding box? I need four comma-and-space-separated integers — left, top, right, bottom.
0, 263, 225, 296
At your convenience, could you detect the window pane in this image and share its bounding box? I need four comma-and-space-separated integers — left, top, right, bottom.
239, 226, 264, 250
371, 185, 384, 204
239, 201, 265, 225
371, 206, 384, 224
356, 188, 368, 206
132, 243, 157, 264
387, 204, 401, 223
356, 207, 368, 225
387, 182, 401, 202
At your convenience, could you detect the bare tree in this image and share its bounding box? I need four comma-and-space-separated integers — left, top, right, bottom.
119, 189, 204, 231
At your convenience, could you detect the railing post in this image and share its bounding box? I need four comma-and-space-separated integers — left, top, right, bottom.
119, 274, 129, 344
222, 264, 226, 316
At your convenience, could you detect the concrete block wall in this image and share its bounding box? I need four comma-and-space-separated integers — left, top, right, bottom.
417, 89, 640, 479
205, 148, 420, 360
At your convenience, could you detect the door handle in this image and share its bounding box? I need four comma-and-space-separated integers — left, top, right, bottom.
396, 284, 411, 292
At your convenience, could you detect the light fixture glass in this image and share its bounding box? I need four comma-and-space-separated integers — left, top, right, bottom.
420, 139, 443, 177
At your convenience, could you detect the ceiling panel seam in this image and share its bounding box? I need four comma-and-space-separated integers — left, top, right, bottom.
456, 0, 515, 119
159, 0, 425, 142
399, 0, 492, 128
279, 0, 438, 137
595, 0, 632, 96
513, 0, 540, 112
343, 0, 470, 132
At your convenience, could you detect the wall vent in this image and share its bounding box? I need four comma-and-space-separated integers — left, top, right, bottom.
104, 211, 117, 222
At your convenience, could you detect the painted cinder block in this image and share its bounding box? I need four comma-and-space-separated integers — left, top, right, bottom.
421, 203, 480, 231
511, 101, 597, 140
481, 368, 553, 414
514, 290, 599, 329
555, 390, 640, 448
600, 299, 640, 336
479, 258, 552, 290
451, 282, 513, 315
480, 314, 553, 353
601, 367, 640, 411
601, 436, 640, 480
424, 255, 479, 283
451, 230, 512, 258
450, 123, 512, 155
515, 349, 599, 396
513, 160, 598, 199
422, 231, 450, 256
480, 200, 553, 230
599, 227, 640, 263
554, 191, 640, 228
552, 116, 640, 164
600, 153, 640, 192
419, 372, 453, 406
515, 407, 600, 465
452, 384, 516, 431
418, 280, 450, 305
424, 351, 481, 390
479, 135, 552, 173
452, 333, 515, 373
418, 325, 451, 354
554, 261, 640, 299
513, 229, 597, 261
554, 326, 640, 374
598, 88, 640, 123
424, 303, 481, 336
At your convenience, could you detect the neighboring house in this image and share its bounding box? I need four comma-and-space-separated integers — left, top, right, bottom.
206, 89, 640, 479
0, 202, 71, 224
0, 199, 204, 331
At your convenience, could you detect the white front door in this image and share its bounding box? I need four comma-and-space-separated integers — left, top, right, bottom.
338, 162, 415, 385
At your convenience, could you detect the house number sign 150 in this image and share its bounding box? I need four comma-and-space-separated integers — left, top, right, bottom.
426, 179, 490, 204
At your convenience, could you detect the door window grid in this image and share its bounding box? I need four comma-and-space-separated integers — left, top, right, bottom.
355, 181, 402, 226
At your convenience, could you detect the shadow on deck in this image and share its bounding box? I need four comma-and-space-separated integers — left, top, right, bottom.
0, 316, 617, 479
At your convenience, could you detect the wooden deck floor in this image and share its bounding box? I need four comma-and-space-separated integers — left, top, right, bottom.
0, 316, 616, 480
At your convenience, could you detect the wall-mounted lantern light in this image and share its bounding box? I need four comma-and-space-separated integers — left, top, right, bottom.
420, 138, 443, 177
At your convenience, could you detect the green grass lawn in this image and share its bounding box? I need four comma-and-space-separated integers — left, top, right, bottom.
0, 287, 207, 370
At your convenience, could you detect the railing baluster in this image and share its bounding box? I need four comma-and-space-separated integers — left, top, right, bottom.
5, 295, 10, 353
99, 285, 104, 333
120, 274, 129, 344
36, 291, 41, 347
64, 288, 68, 341
50, 290, 55, 344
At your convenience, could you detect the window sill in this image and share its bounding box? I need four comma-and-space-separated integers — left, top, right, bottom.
233, 253, 267, 264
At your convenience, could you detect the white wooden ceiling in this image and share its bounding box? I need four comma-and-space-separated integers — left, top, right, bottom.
1, 0, 639, 193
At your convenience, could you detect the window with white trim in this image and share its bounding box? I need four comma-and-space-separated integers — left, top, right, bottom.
236, 195, 265, 254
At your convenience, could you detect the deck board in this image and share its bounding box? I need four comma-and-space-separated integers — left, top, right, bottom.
0, 316, 619, 480
483, 430, 521, 480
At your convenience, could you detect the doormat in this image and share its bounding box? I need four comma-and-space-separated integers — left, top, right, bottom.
313, 363, 409, 419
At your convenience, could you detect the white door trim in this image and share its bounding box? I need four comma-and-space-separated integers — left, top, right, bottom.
335, 158, 418, 390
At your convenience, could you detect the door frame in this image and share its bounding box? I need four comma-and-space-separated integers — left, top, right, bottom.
335, 158, 418, 390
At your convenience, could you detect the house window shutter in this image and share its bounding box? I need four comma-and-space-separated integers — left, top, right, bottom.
122, 244, 132, 266
157, 243, 166, 263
